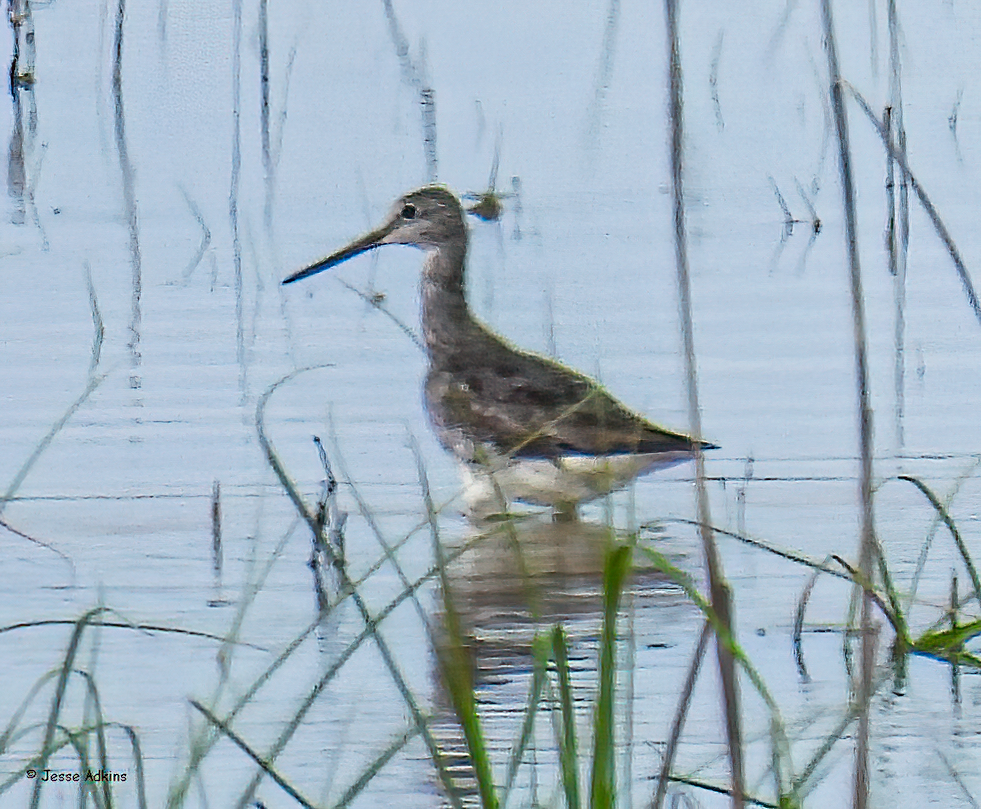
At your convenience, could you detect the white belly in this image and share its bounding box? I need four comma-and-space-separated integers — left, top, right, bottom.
458, 451, 694, 518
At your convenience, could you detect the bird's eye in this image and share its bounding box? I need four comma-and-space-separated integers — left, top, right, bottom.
401, 203, 417, 220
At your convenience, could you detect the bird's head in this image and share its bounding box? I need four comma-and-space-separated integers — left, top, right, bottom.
283, 186, 466, 285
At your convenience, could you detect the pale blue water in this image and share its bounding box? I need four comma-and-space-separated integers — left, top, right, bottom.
2, 1, 981, 806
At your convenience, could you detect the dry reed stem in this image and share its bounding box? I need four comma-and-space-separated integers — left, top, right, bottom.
664, 1, 744, 803
819, 2, 876, 805
652, 620, 711, 808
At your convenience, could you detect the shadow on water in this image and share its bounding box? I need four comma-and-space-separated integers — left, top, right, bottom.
429, 517, 684, 806
445, 519, 670, 626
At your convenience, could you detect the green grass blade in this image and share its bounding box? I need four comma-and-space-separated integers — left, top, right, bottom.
552, 625, 580, 809
0, 671, 57, 754
912, 617, 981, 668
502, 632, 550, 805
590, 543, 631, 809
119, 724, 148, 809
1, 358, 107, 516
436, 635, 498, 808
914, 618, 981, 653
638, 545, 795, 803
31, 607, 108, 809
332, 724, 421, 809
901, 459, 981, 612
414, 439, 497, 809
255, 372, 461, 808
900, 475, 981, 607
75, 670, 112, 809
190, 700, 318, 809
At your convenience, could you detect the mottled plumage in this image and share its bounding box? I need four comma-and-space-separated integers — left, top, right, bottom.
284, 186, 713, 516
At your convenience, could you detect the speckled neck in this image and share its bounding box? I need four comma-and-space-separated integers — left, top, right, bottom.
420, 239, 476, 360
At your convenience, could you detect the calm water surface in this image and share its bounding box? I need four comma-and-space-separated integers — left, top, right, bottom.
2, 1, 981, 806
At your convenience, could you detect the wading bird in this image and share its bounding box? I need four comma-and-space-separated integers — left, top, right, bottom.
284, 186, 713, 519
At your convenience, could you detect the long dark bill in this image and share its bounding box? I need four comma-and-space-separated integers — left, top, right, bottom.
282, 222, 394, 285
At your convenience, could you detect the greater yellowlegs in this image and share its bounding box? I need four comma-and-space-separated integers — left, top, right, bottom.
284, 186, 714, 517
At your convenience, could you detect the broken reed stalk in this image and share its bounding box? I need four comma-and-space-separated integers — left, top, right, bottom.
819, 2, 876, 807
663, 1, 744, 805
211, 480, 222, 572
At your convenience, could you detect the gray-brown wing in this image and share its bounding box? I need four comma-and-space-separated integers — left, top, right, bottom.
425, 339, 700, 458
